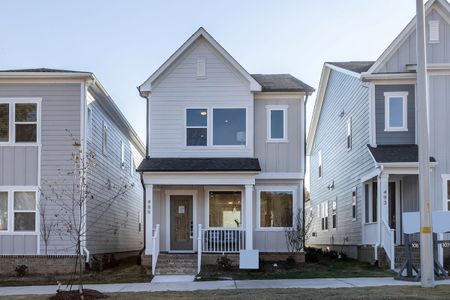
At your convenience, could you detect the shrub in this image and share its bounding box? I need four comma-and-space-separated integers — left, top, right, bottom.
305, 247, 320, 263
338, 251, 348, 261
217, 255, 233, 271
286, 255, 296, 268
91, 256, 104, 273
15, 265, 28, 277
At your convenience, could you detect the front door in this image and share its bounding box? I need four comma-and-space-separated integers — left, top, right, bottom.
170, 195, 193, 251
388, 181, 401, 245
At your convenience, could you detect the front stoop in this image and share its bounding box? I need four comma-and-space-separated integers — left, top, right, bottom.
155, 253, 197, 275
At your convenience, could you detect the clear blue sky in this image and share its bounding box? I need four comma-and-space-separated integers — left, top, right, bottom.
0, 0, 417, 183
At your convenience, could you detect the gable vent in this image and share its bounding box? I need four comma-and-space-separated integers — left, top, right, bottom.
197, 57, 206, 78
429, 20, 439, 43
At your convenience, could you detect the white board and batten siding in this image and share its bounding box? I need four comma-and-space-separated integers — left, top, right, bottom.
149, 37, 254, 158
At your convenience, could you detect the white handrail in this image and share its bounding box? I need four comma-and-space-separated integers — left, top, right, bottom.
151, 224, 160, 275
197, 224, 202, 274
381, 220, 395, 269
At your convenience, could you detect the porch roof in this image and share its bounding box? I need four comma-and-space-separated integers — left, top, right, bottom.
367, 145, 436, 163
137, 157, 261, 172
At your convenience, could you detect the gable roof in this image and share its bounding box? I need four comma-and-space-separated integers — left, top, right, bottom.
138, 27, 262, 95
326, 62, 374, 74
251, 74, 315, 93
366, 0, 450, 74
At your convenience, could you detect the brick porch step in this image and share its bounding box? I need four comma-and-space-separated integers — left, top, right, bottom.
155, 253, 197, 275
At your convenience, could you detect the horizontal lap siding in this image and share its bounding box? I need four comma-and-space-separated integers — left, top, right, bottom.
309, 70, 374, 247
150, 38, 253, 158
86, 98, 144, 255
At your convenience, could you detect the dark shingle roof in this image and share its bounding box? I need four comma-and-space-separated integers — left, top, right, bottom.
0, 68, 89, 73
327, 61, 375, 74
368, 145, 436, 163
137, 157, 261, 172
251, 74, 315, 93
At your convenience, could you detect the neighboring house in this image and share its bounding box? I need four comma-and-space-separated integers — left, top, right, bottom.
0, 68, 145, 273
137, 28, 314, 274
307, 0, 450, 270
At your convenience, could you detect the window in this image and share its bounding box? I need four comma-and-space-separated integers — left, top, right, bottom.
318, 150, 323, 178
331, 200, 337, 229
102, 122, 108, 155
0, 192, 7, 231
186, 108, 207, 146
13, 191, 36, 232
321, 201, 328, 230
15, 103, 38, 143
429, 20, 439, 43
442, 175, 450, 211
385, 92, 408, 131
347, 118, 352, 150
259, 190, 293, 228
0, 103, 9, 142
213, 108, 246, 146
364, 182, 378, 223
208, 191, 242, 228
266, 105, 287, 142
121, 142, 125, 169
87, 106, 93, 141
352, 188, 357, 221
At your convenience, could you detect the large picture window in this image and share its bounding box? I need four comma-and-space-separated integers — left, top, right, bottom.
0, 104, 9, 142
213, 108, 246, 146
259, 191, 293, 228
384, 92, 408, 132
208, 191, 241, 228
186, 108, 207, 146
13, 191, 36, 232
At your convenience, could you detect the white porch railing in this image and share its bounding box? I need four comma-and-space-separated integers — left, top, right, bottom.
201, 228, 246, 253
381, 220, 395, 269
152, 224, 160, 275
197, 224, 202, 274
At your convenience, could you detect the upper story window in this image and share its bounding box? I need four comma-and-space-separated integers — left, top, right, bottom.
384, 92, 408, 132
346, 117, 352, 150
102, 122, 108, 155
186, 108, 207, 146
266, 105, 287, 142
213, 108, 246, 146
429, 20, 439, 43
318, 150, 323, 179
331, 200, 337, 229
87, 106, 93, 141
0, 99, 40, 144
352, 188, 357, 221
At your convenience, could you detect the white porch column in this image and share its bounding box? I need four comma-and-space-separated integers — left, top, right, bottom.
245, 184, 254, 250
145, 184, 154, 255
379, 174, 389, 225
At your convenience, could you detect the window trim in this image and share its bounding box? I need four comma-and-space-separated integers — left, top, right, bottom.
0, 187, 39, 235
0, 98, 41, 146
205, 186, 244, 229
346, 117, 352, 150
320, 201, 329, 231
331, 199, 337, 230
352, 187, 357, 221
256, 186, 298, 231
266, 105, 288, 143
441, 174, 450, 211
185, 107, 208, 147
318, 150, 323, 179
384, 92, 408, 132
102, 121, 108, 155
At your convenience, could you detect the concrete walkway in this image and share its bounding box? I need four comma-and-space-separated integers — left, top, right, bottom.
1, 277, 450, 296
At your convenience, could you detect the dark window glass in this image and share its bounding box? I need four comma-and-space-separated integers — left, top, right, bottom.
15, 104, 37, 122
14, 212, 35, 231
213, 109, 246, 145
270, 110, 284, 139
15, 124, 36, 142
372, 182, 378, 222
186, 128, 207, 146
186, 109, 207, 127
0, 104, 8, 142
260, 191, 293, 227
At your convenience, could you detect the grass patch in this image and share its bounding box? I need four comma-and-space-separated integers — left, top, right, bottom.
197, 256, 394, 281
0, 256, 152, 287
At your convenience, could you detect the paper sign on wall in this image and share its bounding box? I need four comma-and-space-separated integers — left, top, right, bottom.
178, 206, 185, 214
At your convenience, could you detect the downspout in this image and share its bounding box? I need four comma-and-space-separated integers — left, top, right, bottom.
302, 94, 309, 250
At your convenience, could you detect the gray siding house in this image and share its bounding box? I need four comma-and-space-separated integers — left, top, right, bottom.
137, 28, 314, 274
307, 0, 450, 269
0, 69, 145, 269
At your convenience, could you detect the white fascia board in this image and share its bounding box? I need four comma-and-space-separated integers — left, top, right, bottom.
361, 72, 417, 81
138, 27, 261, 94
254, 92, 305, 100
0, 72, 92, 79
306, 65, 331, 156
142, 171, 258, 185
255, 172, 304, 180
324, 63, 361, 78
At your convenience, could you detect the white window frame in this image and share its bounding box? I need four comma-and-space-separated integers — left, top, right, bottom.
346, 117, 352, 150
318, 150, 323, 179
256, 186, 298, 231
266, 105, 288, 143
211, 107, 248, 147
102, 121, 108, 155
205, 186, 244, 229
87, 106, 93, 142
121, 142, 125, 169
441, 174, 450, 211
320, 201, 329, 231
352, 187, 357, 221
429, 20, 440, 43
0, 187, 39, 235
0, 98, 41, 146
185, 107, 208, 147
384, 92, 408, 132
364, 182, 378, 224
331, 199, 337, 230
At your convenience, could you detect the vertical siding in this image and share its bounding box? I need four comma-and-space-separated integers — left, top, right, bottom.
379, 9, 450, 73
0, 146, 38, 185
309, 70, 375, 247
149, 37, 254, 158
402, 175, 419, 212
375, 85, 416, 145
254, 98, 304, 173
86, 96, 144, 255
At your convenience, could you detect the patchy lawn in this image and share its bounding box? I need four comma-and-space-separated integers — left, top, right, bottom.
0, 256, 152, 287
197, 256, 394, 281
2, 286, 450, 300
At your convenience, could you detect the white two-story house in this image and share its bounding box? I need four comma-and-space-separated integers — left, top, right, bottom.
137, 28, 314, 275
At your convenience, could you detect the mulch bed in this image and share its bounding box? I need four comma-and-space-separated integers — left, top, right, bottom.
49, 289, 107, 300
